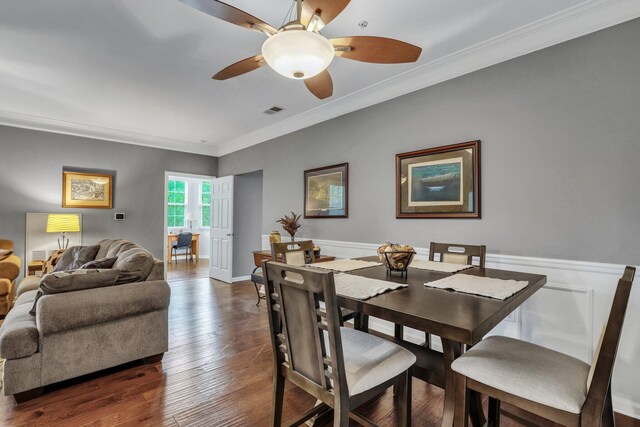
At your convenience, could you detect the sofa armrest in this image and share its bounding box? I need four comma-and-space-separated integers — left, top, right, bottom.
36, 280, 171, 336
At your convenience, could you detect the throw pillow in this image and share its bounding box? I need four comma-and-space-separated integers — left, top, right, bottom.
80, 257, 117, 269
112, 248, 154, 285
42, 249, 66, 274
29, 269, 119, 315
0, 249, 13, 261
52, 245, 100, 272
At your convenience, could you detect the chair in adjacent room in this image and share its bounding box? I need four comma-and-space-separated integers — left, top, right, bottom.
171, 232, 193, 263
263, 261, 416, 426
451, 266, 635, 427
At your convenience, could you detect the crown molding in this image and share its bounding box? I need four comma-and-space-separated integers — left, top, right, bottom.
0, 109, 217, 157
216, 0, 640, 156
0, 0, 638, 157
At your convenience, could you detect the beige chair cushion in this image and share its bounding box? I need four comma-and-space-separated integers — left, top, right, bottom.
451, 336, 590, 414
442, 253, 469, 265
333, 327, 416, 396
284, 251, 306, 266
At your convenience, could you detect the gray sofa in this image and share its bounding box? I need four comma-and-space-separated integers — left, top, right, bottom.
0, 239, 171, 401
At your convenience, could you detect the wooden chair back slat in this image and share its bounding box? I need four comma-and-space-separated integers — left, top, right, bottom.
263, 261, 348, 396
583, 266, 635, 417
429, 242, 486, 267
271, 240, 316, 265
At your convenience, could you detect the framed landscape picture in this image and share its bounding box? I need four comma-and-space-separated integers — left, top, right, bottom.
62, 171, 113, 209
304, 163, 348, 218
396, 141, 480, 218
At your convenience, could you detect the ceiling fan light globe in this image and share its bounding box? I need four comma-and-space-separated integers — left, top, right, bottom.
262, 30, 334, 80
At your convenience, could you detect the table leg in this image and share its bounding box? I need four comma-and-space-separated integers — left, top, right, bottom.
441, 338, 485, 427
441, 338, 462, 427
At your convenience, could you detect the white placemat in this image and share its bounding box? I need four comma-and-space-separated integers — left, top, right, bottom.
307, 259, 382, 272
424, 274, 529, 300
410, 259, 473, 273
334, 273, 408, 300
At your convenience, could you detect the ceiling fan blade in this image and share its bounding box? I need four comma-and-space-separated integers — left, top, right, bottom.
331, 36, 422, 64
304, 70, 333, 99
179, 0, 276, 35
213, 54, 265, 80
301, 0, 350, 29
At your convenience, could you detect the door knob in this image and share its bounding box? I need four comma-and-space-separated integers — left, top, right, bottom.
226, 233, 235, 237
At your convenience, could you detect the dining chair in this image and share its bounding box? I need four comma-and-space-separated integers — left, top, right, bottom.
395, 242, 487, 347
429, 242, 486, 267
263, 261, 416, 427
269, 241, 359, 326
171, 232, 193, 263
271, 240, 316, 265
451, 266, 635, 427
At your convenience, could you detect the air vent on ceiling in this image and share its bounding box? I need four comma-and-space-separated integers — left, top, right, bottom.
263, 106, 284, 115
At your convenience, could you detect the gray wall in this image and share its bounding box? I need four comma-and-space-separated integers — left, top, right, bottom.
0, 126, 218, 267
219, 19, 640, 266
232, 170, 263, 278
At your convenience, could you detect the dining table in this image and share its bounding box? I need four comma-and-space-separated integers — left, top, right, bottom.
323, 256, 547, 427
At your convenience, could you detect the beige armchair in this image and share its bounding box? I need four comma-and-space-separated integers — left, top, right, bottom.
0, 239, 21, 316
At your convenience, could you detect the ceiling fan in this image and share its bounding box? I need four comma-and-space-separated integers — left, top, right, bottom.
179, 0, 422, 99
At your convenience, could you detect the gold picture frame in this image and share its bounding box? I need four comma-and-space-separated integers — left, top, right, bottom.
62, 171, 113, 209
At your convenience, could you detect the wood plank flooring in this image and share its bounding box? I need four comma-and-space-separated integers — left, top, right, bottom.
1, 266, 638, 426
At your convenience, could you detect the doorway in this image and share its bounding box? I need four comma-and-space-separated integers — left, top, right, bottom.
164, 172, 215, 281
209, 170, 264, 283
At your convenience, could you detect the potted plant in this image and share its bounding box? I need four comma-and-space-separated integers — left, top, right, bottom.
277, 212, 301, 242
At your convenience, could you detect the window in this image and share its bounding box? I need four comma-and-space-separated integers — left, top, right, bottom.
168, 180, 186, 227
201, 181, 211, 227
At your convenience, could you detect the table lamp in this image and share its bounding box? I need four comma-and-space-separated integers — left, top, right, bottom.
46, 214, 80, 249
185, 212, 195, 232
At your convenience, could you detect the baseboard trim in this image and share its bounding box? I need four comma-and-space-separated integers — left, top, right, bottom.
232, 275, 251, 283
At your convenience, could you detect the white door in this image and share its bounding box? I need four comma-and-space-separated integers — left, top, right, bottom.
209, 176, 234, 282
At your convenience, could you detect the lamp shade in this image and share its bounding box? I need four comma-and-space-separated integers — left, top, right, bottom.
46, 214, 80, 233
185, 212, 195, 221
262, 30, 334, 79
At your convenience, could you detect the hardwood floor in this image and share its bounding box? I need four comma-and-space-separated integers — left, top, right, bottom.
1, 272, 638, 426
167, 258, 210, 281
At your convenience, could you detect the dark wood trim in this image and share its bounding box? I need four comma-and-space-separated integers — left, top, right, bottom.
396, 140, 480, 219
13, 387, 44, 404
303, 162, 349, 219
144, 353, 165, 364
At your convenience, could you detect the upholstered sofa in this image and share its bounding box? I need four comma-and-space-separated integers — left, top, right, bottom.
0, 239, 171, 401
0, 239, 21, 316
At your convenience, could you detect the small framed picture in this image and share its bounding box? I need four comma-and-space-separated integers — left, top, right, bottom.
304, 163, 348, 218
63, 171, 113, 209
396, 141, 480, 218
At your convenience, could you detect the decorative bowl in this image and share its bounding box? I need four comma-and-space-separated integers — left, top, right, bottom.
377, 243, 416, 272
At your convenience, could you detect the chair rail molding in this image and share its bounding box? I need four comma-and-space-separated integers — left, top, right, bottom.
261, 235, 640, 417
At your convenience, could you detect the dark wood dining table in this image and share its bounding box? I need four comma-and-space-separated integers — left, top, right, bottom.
335, 256, 547, 427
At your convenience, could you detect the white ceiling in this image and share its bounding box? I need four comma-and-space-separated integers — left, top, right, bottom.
0, 0, 638, 156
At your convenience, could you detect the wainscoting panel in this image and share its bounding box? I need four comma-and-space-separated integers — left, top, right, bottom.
261, 236, 639, 417
520, 284, 594, 363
